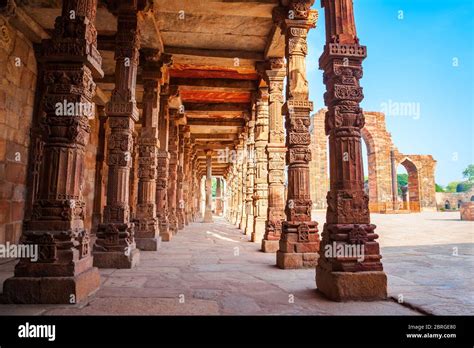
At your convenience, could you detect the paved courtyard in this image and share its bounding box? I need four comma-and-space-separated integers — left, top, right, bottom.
0, 212, 472, 315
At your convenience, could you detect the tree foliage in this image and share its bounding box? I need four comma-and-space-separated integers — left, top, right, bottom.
463, 164, 474, 182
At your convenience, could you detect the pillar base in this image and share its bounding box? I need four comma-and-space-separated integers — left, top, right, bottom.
135, 237, 161, 251
316, 268, 387, 302
245, 215, 254, 236
160, 231, 173, 242
251, 219, 265, 243
203, 211, 213, 223
2, 267, 100, 304
261, 239, 279, 253
93, 248, 140, 269
276, 250, 319, 269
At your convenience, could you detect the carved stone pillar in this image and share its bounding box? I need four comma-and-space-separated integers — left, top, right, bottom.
216, 177, 223, 216
176, 126, 186, 230
262, 58, 286, 253
3, 0, 103, 303
92, 105, 108, 234
192, 156, 200, 220
251, 88, 269, 243
277, 1, 320, 269
134, 55, 162, 251
183, 138, 193, 224
203, 150, 213, 223
157, 84, 171, 240
234, 140, 244, 226
225, 170, 232, 221
239, 134, 248, 229
244, 111, 256, 236
390, 148, 398, 210
168, 112, 179, 234
94, 4, 142, 269
317, 0, 387, 301
231, 164, 238, 223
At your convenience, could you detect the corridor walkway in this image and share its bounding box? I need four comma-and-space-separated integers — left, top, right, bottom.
0, 217, 420, 315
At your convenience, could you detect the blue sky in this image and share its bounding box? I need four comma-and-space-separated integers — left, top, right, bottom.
306, 0, 474, 186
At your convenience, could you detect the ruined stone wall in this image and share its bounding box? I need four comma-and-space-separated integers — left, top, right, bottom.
436, 189, 474, 210
310, 109, 437, 213
362, 112, 393, 212
309, 110, 328, 209
394, 153, 437, 212
0, 18, 37, 245
83, 116, 101, 232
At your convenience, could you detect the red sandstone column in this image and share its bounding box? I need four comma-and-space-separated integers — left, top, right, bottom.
262, 58, 286, 253
157, 83, 171, 241
183, 136, 193, 225
277, 0, 320, 269
168, 111, 179, 234
203, 150, 214, 222
317, 0, 387, 301
134, 51, 162, 251
176, 125, 186, 230
244, 109, 256, 236
235, 138, 245, 226
251, 88, 269, 243
3, 0, 103, 303
94, 3, 142, 269
92, 105, 107, 234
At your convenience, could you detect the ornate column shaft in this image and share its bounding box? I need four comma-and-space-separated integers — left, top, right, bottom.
176, 125, 186, 230
239, 138, 248, 230
234, 140, 244, 226
244, 110, 256, 236
167, 112, 179, 234
317, 0, 387, 301
156, 83, 171, 240
216, 177, 223, 216
3, 0, 103, 303
251, 88, 269, 243
134, 52, 162, 251
277, 1, 320, 269
203, 150, 214, 222
184, 141, 193, 224
262, 58, 286, 252
92, 105, 108, 234
93, 4, 142, 269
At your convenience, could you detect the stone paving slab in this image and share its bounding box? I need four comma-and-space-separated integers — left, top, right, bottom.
0, 212, 471, 315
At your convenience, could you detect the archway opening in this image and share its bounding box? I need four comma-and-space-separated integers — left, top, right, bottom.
361, 128, 378, 211
445, 200, 451, 210
398, 158, 421, 212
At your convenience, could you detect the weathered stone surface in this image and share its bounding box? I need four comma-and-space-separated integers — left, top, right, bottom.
261, 239, 279, 253
310, 109, 437, 213
93, 249, 140, 269
0, 17, 37, 245
135, 237, 162, 251
276, 251, 318, 269
460, 202, 474, 221
3, 267, 100, 304
316, 269, 387, 302
317, 0, 387, 301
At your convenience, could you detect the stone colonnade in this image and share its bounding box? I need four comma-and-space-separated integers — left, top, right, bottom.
2, 0, 386, 304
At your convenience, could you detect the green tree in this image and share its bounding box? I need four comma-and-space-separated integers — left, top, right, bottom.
456, 181, 473, 192
397, 173, 408, 195
462, 164, 474, 183
435, 183, 444, 192
445, 181, 460, 193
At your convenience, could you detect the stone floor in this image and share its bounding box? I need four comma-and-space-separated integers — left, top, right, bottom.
0, 211, 472, 315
